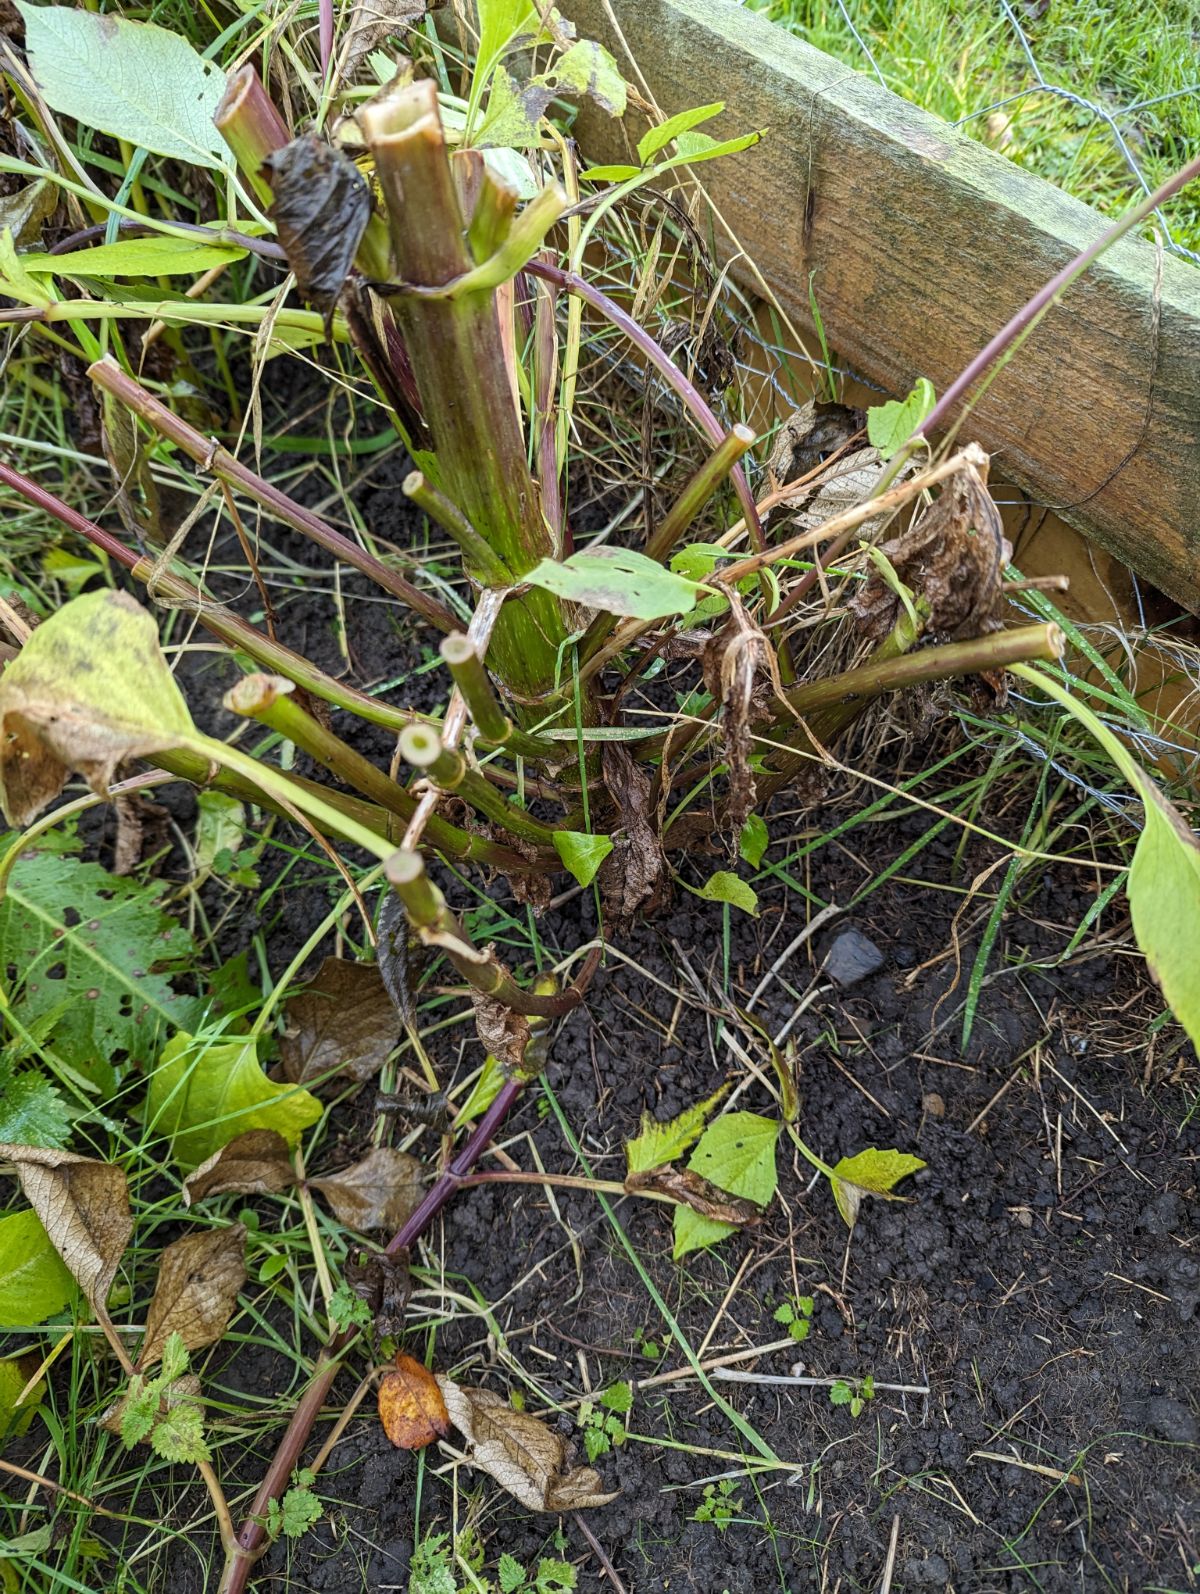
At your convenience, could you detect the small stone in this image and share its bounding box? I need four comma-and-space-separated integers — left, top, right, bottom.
823, 928, 885, 988
922, 1091, 946, 1119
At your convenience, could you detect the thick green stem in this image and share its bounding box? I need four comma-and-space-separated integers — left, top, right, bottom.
223, 675, 540, 870
403, 471, 513, 584
758, 621, 1065, 796
439, 634, 512, 744
397, 724, 559, 849
214, 66, 290, 208
358, 81, 567, 700
385, 851, 591, 1016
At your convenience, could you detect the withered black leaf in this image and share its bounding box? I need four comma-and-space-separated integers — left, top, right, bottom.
598, 743, 670, 926
850, 456, 1009, 642
345, 1247, 411, 1341
277, 956, 401, 1091
625, 1164, 764, 1227
377, 890, 419, 1032
264, 136, 372, 328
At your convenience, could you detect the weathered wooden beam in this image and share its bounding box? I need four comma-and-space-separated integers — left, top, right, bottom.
569, 0, 1200, 613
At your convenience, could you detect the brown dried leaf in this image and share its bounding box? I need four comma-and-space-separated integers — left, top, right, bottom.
264, 136, 372, 326
470, 991, 531, 1072
139, 1225, 247, 1370
376, 891, 419, 1032
345, 1248, 411, 1340
339, 0, 427, 80
598, 743, 669, 926
765, 400, 865, 492
700, 593, 779, 833
378, 1350, 450, 1450
182, 1131, 295, 1208
112, 790, 170, 876
624, 1165, 763, 1228
438, 1378, 619, 1512
850, 455, 1009, 642
310, 1147, 423, 1234
0, 1144, 131, 1316
277, 956, 401, 1090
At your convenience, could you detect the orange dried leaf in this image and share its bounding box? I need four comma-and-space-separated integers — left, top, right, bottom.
378, 1351, 449, 1450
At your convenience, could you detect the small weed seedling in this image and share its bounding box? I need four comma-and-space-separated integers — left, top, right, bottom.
408, 1531, 576, 1594
578, 1381, 632, 1463
691, 1479, 745, 1533
829, 1373, 876, 1419
773, 1295, 815, 1343
264, 1468, 322, 1542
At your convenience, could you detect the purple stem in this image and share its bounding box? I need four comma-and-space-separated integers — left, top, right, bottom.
527, 259, 764, 552
319, 0, 333, 76
385, 1076, 525, 1256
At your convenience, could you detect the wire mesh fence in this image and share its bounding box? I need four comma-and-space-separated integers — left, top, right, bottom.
753, 0, 1200, 261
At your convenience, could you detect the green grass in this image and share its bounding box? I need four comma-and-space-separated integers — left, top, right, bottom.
752, 0, 1200, 254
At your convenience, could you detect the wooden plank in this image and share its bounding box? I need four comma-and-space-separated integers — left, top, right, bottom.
568, 0, 1200, 612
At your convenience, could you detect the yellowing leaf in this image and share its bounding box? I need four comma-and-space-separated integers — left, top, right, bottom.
147, 1032, 322, 1170
829, 1147, 925, 1230
552, 39, 625, 117
0, 590, 196, 826
673, 1112, 778, 1259
696, 870, 758, 916
139, 1226, 247, 1369
0, 1145, 131, 1319
0, 1356, 44, 1441
0, 1209, 73, 1328
625, 1084, 729, 1175
378, 1351, 450, 1450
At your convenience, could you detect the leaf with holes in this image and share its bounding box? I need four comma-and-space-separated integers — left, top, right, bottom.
0, 830, 200, 1094
147, 1032, 322, 1170
16, 4, 229, 169
524, 549, 705, 620
673, 1112, 778, 1259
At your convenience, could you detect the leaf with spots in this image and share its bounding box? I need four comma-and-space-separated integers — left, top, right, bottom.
672, 1112, 778, 1259
0, 828, 200, 1094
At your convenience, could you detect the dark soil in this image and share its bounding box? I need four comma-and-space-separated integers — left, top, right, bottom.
30, 359, 1200, 1594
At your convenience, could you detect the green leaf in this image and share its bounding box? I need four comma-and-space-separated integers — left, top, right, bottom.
1011, 665, 1200, 1054
535, 1559, 576, 1593
0, 830, 199, 1094
637, 102, 724, 164
455, 1051, 507, 1126
146, 1031, 322, 1170
598, 1380, 632, 1413
0, 1209, 74, 1328
195, 791, 248, 877
280, 1484, 322, 1538
21, 234, 246, 279
552, 829, 613, 887
498, 1552, 526, 1592
552, 40, 626, 117
148, 1387, 210, 1463
158, 1331, 189, 1383
738, 815, 769, 869
0, 229, 53, 309
673, 1112, 778, 1258
866, 378, 937, 461
0, 1063, 71, 1149
670, 128, 763, 165
625, 1083, 729, 1174
16, 4, 229, 169
0, 1357, 44, 1441
524, 548, 704, 620
829, 1147, 925, 1230
578, 162, 641, 182
118, 1375, 160, 1449
696, 870, 759, 916
1127, 784, 1200, 1048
